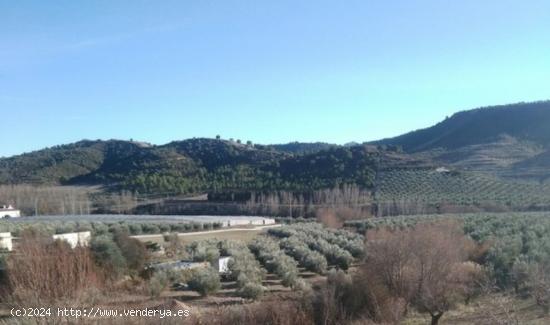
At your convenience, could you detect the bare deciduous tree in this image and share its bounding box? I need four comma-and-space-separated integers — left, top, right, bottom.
365, 221, 478, 325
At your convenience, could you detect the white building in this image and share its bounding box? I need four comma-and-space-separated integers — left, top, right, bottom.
223, 218, 276, 227
0, 232, 13, 251
52, 231, 91, 248
0, 205, 20, 218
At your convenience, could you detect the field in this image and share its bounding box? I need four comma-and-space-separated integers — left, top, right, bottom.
132, 225, 278, 245
2, 211, 550, 324
374, 169, 550, 214
0, 214, 274, 237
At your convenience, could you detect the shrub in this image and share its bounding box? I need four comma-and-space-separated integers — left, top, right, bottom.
187, 267, 221, 296
249, 237, 300, 288
187, 240, 220, 263
148, 271, 169, 297
128, 223, 143, 235
238, 283, 265, 300
90, 235, 127, 278
5, 234, 102, 303
113, 230, 149, 274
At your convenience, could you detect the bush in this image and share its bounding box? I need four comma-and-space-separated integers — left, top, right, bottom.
249, 237, 301, 288
90, 235, 127, 278
188, 267, 221, 296
187, 240, 220, 263
128, 223, 143, 235
113, 230, 149, 274
238, 283, 265, 300
5, 234, 102, 303
148, 271, 169, 297
222, 240, 266, 299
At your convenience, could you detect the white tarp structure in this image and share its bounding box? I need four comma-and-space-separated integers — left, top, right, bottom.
214, 256, 232, 274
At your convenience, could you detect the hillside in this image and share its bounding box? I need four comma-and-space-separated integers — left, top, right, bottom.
264, 142, 337, 154
3, 101, 550, 209
374, 101, 550, 181
374, 101, 550, 152
0, 140, 145, 185
0, 138, 390, 194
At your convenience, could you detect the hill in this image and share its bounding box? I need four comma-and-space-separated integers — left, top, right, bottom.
264, 142, 338, 154
0, 138, 389, 194
0, 140, 145, 185
374, 101, 550, 152
373, 101, 550, 181
3, 100, 550, 213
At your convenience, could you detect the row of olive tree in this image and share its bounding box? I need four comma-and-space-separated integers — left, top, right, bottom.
268, 225, 354, 270
0, 220, 223, 237
248, 237, 307, 289
220, 240, 266, 299
279, 236, 328, 274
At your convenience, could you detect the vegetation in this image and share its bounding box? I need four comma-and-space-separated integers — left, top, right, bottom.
375, 169, 550, 215
0, 138, 378, 195
248, 237, 301, 288
279, 236, 328, 274
268, 224, 363, 269
89, 230, 149, 279
220, 240, 266, 300
347, 212, 550, 317
2, 231, 101, 303
373, 101, 550, 152
187, 267, 221, 296
0, 218, 223, 237
186, 239, 220, 263
2, 213, 548, 324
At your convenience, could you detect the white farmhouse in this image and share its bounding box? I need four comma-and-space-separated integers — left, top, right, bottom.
52, 231, 91, 248
0, 205, 20, 218
0, 232, 13, 251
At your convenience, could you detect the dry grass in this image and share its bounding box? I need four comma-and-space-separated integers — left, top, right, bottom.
404, 294, 550, 325
134, 229, 264, 246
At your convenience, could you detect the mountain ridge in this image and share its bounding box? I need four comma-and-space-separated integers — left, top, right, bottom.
2, 100, 550, 194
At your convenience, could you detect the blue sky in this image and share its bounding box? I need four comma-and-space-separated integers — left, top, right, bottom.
1, 0, 550, 157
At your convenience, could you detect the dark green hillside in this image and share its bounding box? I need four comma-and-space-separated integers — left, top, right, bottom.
163, 138, 288, 170
265, 142, 337, 154
0, 140, 145, 185
374, 101, 550, 152
0, 138, 388, 194
277, 146, 378, 189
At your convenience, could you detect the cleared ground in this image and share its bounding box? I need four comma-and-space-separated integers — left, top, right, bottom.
132, 224, 280, 245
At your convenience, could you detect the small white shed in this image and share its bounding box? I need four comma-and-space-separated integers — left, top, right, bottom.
0, 232, 13, 251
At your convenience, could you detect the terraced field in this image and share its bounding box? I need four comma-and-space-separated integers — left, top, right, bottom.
375, 169, 550, 208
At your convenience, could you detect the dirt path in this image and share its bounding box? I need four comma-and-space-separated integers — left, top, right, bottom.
131, 224, 281, 240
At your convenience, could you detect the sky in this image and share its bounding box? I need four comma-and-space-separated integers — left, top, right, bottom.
1, 0, 550, 157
